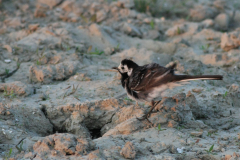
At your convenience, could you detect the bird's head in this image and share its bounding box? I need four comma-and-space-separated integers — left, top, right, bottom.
114, 59, 138, 76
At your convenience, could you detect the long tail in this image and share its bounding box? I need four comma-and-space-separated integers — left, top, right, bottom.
173, 75, 223, 82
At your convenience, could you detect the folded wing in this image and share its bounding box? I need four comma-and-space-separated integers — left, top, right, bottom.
128, 63, 175, 92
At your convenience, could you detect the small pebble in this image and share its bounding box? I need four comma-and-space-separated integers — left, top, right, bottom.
4, 59, 11, 63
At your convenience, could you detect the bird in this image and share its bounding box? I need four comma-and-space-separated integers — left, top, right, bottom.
112, 59, 223, 124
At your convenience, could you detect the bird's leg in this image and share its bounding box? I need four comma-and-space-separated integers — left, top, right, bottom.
135, 101, 139, 107
136, 100, 161, 123
151, 100, 162, 113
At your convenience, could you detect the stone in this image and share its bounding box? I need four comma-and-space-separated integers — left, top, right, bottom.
120, 142, 136, 159
8, 30, 28, 41
168, 120, 178, 128
0, 81, 32, 96
214, 13, 230, 31
190, 132, 203, 137
225, 155, 232, 160
29, 61, 80, 83
190, 5, 218, 21
165, 24, 187, 36
96, 10, 107, 23
229, 84, 239, 92
143, 30, 160, 39
201, 19, 214, 28
165, 23, 199, 37
169, 145, 178, 154
33, 133, 94, 157
17, 27, 61, 51
34, 3, 49, 17
221, 32, 240, 51
111, 48, 172, 66
60, 0, 74, 12
28, 24, 39, 32
214, 0, 226, 10
4, 18, 22, 28
117, 0, 134, 8
121, 22, 142, 37
37, 0, 62, 9
3, 45, 12, 53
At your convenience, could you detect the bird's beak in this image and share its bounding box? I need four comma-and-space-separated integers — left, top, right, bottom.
112, 67, 121, 74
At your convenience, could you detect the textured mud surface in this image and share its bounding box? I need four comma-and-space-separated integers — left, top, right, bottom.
0, 0, 240, 159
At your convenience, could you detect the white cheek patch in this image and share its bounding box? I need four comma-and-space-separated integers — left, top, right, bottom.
118, 64, 124, 73
122, 65, 128, 73
127, 68, 133, 76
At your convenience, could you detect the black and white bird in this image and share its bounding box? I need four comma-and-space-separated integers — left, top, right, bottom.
112, 59, 223, 123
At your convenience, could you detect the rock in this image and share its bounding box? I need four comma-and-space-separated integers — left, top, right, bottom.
190, 132, 203, 137
60, 0, 74, 12
202, 131, 208, 138
225, 155, 232, 160
111, 48, 172, 66
0, 81, 32, 96
87, 150, 104, 159
33, 133, 94, 157
0, 26, 6, 34
233, 10, 240, 24
4, 18, 22, 28
120, 142, 136, 159
169, 145, 178, 154
184, 120, 208, 129
229, 84, 239, 92
117, 0, 134, 8
156, 93, 194, 122
103, 118, 147, 136
192, 88, 203, 93
28, 24, 39, 32
168, 120, 178, 128
165, 24, 187, 36
17, 27, 61, 51
96, 10, 107, 23
165, 23, 199, 37
143, 30, 160, 39
43, 99, 122, 139
34, 3, 49, 17
201, 19, 214, 28
121, 22, 142, 37
213, 0, 226, 10
3, 45, 12, 53
214, 13, 230, 31
37, 0, 62, 9
221, 32, 240, 51
29, 61, 79, 83
36, 51, 62, 65
190, 5, 218, 21
155, 154, 176, 160
103, 93, 201, 136
8, 30, 28, 41
221, 110, 231, 117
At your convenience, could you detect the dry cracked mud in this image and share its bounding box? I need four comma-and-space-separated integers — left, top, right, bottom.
0, 0, 240, 159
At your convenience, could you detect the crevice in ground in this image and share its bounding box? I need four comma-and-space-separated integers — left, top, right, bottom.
89, 128, 102, 139
40, 104, 118, 139
40, 105, 67, 134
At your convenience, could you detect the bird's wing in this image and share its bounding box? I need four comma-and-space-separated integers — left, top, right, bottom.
128, 63, 175, 91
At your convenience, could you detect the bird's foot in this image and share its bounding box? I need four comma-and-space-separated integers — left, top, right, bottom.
136, 114, 153, 125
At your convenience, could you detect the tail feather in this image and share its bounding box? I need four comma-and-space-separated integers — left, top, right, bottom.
173, 75, 223, 82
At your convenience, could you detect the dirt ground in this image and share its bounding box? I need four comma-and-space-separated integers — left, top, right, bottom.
0, 0, 240, 159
